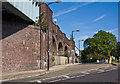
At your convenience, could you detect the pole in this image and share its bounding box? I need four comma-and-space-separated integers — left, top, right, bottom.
72, 31, 74, 64
47, 5, 49, 71
39, 5, 42, 69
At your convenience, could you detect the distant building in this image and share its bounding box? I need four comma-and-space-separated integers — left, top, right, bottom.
75, 46, 80, 63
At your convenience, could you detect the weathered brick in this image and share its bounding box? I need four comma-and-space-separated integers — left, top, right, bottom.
2, 3, 75, 73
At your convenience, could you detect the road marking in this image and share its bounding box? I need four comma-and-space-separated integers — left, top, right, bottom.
81, 71, 89, 75
30, 80, 41, 82
81, 71, 86, 73
70, 76, 76, 79
76, 74, 86, 77
49, 74, 87, 83
29, 74, 70, 82
98, 69, 104, 72
49, 79, 62, 83
97, 69, 105, 73
37, 80, 42, 83
112, 68, 117, 70
106, 69, 114, 72
85, 72, 89, 74
63, 75, 70, 78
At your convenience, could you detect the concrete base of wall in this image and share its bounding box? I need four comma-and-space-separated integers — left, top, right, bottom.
54, 56, 72, 65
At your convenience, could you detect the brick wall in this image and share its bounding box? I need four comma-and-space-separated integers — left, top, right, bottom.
2, 25, 41, 73
2, 3, 75, 73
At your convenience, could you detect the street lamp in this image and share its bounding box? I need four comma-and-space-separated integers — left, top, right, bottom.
47, 1, 61, 71
54, 18, 57, 24
48, 1, 62, 5
71, 30, 80, 64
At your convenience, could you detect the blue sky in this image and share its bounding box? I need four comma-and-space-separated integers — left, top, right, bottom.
49, 2, 118, 50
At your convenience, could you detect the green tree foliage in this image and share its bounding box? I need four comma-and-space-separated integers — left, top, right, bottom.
64, 51, 70, 64
82, 30, 117, 63
35, 12, 48, 32
111, 42, 120, 60
70, 34, 74, 41
32, 0, 48, 32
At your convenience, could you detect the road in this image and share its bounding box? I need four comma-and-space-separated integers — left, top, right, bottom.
59, 67, 118, 82
43, 67, 119, 83
2, 64, 119, 84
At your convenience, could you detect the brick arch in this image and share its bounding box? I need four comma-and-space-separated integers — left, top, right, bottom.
64, 44, 69, 53
52, 35, 57, 56
64, 44, 71, 56
58, 41, 64, 56
64, 45, 68, 51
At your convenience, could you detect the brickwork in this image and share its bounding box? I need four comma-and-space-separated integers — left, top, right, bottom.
2, 25, 41, 72
2, 3, 75, 73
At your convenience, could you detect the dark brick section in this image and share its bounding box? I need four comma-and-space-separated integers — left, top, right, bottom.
2, 12, 31, 39
2, 3, 75, 73
2, 25, 41, 72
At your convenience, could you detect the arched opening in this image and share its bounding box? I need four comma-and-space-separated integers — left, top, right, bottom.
52, 36, 57, 56
64, 46, 70, 64
64, 46, 68, 51
58, 42, 63, 56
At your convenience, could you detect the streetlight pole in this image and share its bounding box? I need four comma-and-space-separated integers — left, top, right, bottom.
71, 30, 79, 64
39, 4, 42, 69
47, 1, 61, 71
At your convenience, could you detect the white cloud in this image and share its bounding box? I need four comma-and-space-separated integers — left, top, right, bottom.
93, 28, 118, 34
93, 14, 106, 22
54, 7, 77, 17
106, 28, 118, 33
79, 35, 89, 40
94, 31, 98, 34
53, 0, 96, 17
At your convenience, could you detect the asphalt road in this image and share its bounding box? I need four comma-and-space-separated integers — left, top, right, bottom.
2, 64, 119, 84
60, 67, 118, 82
45, 67, 119, 84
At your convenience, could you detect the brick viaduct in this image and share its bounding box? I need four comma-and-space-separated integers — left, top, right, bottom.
2, 3, 75, 73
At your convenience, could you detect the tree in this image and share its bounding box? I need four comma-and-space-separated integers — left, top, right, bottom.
93, 30, 117, 59
70, 34, 74, 41
35, 12, 48, 32
111, 42, 120, 62
64, 51, 70, 64
32, 0, 48, 32
82, 30, 117, 63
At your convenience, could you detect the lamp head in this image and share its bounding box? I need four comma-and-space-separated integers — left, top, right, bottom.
76, 30, 80, 32
54, 18, 57, 24
55, 0, 62, 3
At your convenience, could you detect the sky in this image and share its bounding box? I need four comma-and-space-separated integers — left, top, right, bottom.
48, 1, 118, 50
42, 0, 120, 2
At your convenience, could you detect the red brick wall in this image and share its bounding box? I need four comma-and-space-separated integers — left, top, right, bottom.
2, 25, 41, 72
2, 3, 75, 73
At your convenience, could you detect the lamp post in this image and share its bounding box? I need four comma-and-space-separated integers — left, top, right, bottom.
47, 1, 61, 71
71, 30, 79, 64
